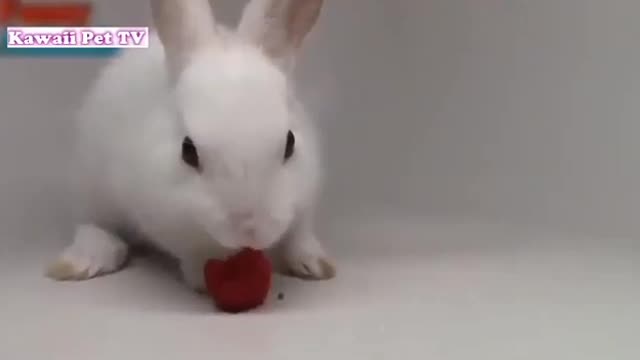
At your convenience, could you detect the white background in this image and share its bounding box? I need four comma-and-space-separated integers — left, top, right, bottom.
1, 1, 639, 359
4, 0, 640, 241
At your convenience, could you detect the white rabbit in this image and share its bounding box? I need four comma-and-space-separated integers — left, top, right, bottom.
46, 0, 335, 291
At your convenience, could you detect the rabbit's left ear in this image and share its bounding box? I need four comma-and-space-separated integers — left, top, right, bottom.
150, 0, 220, 81
236, 0, 324, 71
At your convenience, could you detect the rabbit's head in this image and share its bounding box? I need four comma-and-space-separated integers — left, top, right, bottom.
151, 0, 324, 250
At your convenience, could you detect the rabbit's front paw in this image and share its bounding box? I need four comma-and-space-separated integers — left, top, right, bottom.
283, 235, 336, 280
180, 259, 208, 294
179, 246, 225, 294
46, 224, 129, 281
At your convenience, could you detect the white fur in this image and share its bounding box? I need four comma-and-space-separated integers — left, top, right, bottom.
46, 0, 334, 291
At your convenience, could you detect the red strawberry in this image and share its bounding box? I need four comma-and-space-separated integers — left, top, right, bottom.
204, 248, 272, 313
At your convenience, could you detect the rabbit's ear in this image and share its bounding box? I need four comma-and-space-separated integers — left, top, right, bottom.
236, 0, 324, 71
150, 0, 219, 80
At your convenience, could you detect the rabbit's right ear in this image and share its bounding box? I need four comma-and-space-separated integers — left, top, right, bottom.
236, 0, 324, 72
150, 0, 219, 81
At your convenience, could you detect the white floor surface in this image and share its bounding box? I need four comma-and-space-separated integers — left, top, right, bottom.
1, 216, 639, 359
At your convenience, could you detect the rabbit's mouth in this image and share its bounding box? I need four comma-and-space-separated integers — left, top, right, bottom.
204, 223, 271, 251
233, 227, 281, 251
234, 228, 262, 250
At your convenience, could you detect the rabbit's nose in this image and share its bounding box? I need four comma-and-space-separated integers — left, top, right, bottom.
231, 212, 260, 248
230, 211, 254, 228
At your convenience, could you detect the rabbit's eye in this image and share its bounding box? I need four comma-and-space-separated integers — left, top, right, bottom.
182, 136, 200, 170
284, 130, 295, 162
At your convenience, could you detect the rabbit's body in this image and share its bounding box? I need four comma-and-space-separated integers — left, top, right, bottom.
74, 33, 221, 258
47, 0, 335, 291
